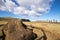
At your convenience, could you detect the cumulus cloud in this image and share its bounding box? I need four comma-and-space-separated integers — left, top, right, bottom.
0, 0, 54, 17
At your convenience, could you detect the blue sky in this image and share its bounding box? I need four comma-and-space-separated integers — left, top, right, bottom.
0, 0, 60, 21
38, 0, 60, 21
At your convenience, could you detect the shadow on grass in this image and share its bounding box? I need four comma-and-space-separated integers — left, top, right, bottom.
37, 29, 47, 40
0, 30, 6, 40
28, 25, 47, 40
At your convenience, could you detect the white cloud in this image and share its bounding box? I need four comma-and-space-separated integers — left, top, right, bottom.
0, 0, 54, 17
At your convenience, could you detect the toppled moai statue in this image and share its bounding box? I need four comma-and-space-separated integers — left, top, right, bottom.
3, 19, 37, 40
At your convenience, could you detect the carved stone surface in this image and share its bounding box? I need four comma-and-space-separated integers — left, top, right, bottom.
3, 19, 36, 40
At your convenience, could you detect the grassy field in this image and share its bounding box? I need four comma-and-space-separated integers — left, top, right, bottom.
0, 20, 60, 40
23, 22, 60, 40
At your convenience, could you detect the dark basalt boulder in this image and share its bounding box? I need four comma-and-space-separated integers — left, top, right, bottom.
2, 19, 37, 40
21, 19, 30, 22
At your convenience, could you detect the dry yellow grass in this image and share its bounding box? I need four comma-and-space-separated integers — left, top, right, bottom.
23, 22, 60, 40
0, 21, 8, 25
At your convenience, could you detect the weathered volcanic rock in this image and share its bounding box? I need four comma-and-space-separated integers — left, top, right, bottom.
3, 19, 37, 40
21, 19, 30, 22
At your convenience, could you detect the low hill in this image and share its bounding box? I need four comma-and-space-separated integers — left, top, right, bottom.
0, 17, 30, 25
